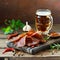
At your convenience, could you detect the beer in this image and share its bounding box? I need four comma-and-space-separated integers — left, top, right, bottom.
35, 9, 53, 34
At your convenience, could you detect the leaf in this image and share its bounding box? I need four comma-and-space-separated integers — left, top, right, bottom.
8, 20, 11, 24
4, 26, 14, 35
14, 27, 19, 31
50, 43, 60, 50
20, 23, 25, 29
15, 19, 25, 29
50, 45, 55, 49
44, 36, 50, 40
56, 43, 60, 49
2, 28, 6, 32
16, 19, 21, 27
10, 19, 16, 28
2, 19, 25, 34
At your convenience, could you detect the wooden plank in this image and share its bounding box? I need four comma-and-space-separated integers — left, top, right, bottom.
1, 49, 60, 57
9, 57, 60, 60
0, 34, 7, 39
0, 39, 7, 48
0, 49, 13, 57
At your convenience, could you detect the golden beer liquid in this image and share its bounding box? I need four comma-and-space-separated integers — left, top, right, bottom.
35, 9, 53, 34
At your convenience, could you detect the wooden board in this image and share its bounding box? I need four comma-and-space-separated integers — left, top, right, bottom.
7, 38, 60, 55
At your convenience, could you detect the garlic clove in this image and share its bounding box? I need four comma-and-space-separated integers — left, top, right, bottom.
23, 21, 32, 31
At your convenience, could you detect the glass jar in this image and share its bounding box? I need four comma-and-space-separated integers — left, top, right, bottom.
35, 9, 53, 35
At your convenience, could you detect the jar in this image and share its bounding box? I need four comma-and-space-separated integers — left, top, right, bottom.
35, 9, 53, 35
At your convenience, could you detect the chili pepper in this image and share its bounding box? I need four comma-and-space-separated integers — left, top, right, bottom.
2, 48, 14, 54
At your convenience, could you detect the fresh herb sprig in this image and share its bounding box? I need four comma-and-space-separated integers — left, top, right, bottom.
44, 36, 50, 41
2, 19, 25, 35
50, 43, 60, 50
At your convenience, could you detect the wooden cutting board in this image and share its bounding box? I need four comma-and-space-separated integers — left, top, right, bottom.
7, 38, 60, 55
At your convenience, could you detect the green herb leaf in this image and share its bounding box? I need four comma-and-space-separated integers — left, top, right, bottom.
4, 26, 14, 35
44, 36, 50, 40
50, 43, 60, 50
50, 45, 55, 49
2, 28, 6, 32
2, 19, 25, 34
10, 19, 16, 28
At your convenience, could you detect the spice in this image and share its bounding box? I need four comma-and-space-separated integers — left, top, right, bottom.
2, 48, 14, 54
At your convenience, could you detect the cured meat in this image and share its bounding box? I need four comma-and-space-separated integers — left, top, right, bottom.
7, 30, 34, 43
7, 30, 46, 48
16, 35, 27, 47
8, 32, 18, 40
27, 37, 40, 47
49, 32, 60, 38
9, 33, 26, 43
26, 29, 35, 36
26, 36, 33, 44
16, 35, 33, 47
31, 32, 46, 43
16, 35, 40, 47
31, 32, 43, 39
26, 36, 40, 47
16, 33, 45, 47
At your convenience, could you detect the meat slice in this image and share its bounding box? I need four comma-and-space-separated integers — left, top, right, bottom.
26, 36, 33, 44
16, 35, 33, 47
31, 32, 43, 39
27, 37, 40, 47
50, 32, 60, 37
8, 32, 18, 40
7, 30, 47, 48
49, 32, 60, 38
16, 35, 27, 47
31, 32, 46, 43
8, 33, 26, 43
26, 29, 35, 36
14, 32, 46, 47
16, 35, 40, 47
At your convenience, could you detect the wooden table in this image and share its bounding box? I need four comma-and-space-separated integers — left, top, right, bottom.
0, 24, 60, 60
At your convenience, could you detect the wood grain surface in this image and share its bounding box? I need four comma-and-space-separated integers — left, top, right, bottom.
1, 24, 60, 60
0, 24, 60, 58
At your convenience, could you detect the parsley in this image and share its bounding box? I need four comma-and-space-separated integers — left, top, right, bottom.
2, 19, 25, 35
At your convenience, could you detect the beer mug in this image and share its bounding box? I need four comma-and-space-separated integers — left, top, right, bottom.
35, 9, 53, 35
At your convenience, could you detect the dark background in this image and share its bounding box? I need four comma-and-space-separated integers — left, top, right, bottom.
0, 0, 60, 25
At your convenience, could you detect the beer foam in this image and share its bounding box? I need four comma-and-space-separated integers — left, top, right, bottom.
36, 10, 51, 16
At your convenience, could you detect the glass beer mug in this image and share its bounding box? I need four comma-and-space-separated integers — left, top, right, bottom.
35, 9, 53, 35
